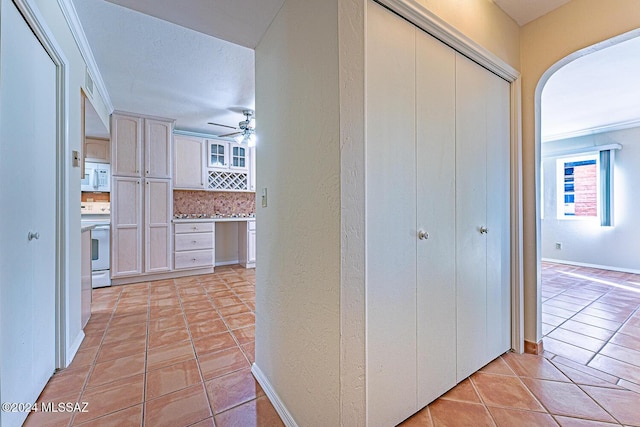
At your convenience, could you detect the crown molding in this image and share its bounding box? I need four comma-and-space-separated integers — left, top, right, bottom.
542, 118, 640, 143
57, 0, 113, 113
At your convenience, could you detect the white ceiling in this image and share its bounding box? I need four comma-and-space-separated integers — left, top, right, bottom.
493, 0, 570, 26
74, 0, 256, 135
542, 35, 640, 141
74, 0, 640, 142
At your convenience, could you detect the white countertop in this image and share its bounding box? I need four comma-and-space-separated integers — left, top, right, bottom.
81, 224, 95, 233
173, 217, 255, 223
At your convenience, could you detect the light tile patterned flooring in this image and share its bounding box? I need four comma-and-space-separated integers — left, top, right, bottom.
25, 265, 283, 427
27, 262, 640, 426
399, 261, 640, 426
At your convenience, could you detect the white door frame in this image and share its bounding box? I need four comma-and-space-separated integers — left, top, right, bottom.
376, 0, 524, 353
10, 0, 69, 369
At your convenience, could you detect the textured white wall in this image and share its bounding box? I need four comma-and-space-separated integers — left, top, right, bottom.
542, 127, 640, 273
254, 0, 341, 425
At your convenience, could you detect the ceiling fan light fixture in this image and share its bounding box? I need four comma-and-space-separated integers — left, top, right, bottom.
247, 132, 256, 147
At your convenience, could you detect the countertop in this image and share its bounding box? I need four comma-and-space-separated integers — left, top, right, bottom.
173, 217, 255, 224
81, 224, 95, 232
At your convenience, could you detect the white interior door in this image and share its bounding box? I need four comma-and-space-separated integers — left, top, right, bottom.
455, 53, 511, 380
0, 1, 57, 425
366, 2, 417, 425
415, 27, 457, 406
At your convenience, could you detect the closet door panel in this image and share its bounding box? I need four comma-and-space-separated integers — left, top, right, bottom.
366, 2, 417, 425
415, 28, 457, 406
486, 74, 511, 359
455, 53, 489, 381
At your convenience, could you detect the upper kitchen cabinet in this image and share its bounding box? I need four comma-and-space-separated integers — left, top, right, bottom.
111, 112, 173, 178
84, 137, 110, 163
173, 132, 255, 192
145, 119, 172, 179
111, 113, 142, 177
174, 134, 205, 189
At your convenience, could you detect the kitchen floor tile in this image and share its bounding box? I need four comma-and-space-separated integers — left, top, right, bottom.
487, 406, 558, 427
85, 352, 145, 389
144, 384, 212, 427
428, 399, 495, 427
214, 395, 284, 427
399, 407, 433, 427
199, 346, 250, 381
74, 374, 144, 424
148, 327, 190, 349
205, 368, 263, 414
193, 332, 238, 356
581, 385, 640, 426
73, 403, 142, 426
146, 358, 203, 400
146, 340, 196, 371
189, 318, 229, 340
440, 379, 480, 403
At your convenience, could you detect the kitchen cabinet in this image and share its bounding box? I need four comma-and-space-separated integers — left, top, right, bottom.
84, 137, 110, 163
174, 135, 205, 189
366, 4, 510, 425
111, 112, 173, 280
174, 222, 215, 270
80, 226, 92, 328
238, 219, 256, 268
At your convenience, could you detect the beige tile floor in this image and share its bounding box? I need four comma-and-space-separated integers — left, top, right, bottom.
26, 263, 640, 426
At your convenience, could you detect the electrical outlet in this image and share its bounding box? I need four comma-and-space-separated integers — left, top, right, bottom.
555, 242, 562, 250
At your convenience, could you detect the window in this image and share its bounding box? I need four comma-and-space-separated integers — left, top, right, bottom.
555, 150, 614, 226
231, 146, 246, 168
209, 142, 225, 167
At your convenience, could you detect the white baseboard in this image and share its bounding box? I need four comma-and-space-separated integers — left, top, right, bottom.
542, 258, 640, 275
215, 259, 240, 267
251, 363, 298, 427
65, 330, 85, 367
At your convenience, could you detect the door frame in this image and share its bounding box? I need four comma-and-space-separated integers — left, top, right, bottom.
10, 0, 70, 369
375, 0, 524, 353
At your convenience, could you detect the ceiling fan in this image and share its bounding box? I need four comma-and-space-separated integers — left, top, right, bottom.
208, 109, 256, 147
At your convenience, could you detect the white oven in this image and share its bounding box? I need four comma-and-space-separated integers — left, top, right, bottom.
90, 224, 110, 288
81, 202, 111, 288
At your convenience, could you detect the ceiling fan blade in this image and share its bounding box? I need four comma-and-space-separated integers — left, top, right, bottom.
207, 122, 237, 130
218, 131, 242, 138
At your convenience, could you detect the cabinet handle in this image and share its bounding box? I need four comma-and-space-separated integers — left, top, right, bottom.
480, 226, 488, 234
192, 226, 197, 230
417, 230, 429, 240
28, 231, 40, 241
192, 240, 197, 244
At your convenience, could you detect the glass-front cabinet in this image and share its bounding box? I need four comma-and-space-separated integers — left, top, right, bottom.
208, 141, 227, 168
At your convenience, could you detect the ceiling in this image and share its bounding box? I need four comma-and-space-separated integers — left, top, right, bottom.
542, 35, 640, 142
74, 0, 640, 142
493, 0, 570, 26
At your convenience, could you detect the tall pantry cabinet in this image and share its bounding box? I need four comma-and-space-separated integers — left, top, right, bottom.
111, 112, 173, 279
365, 2, 511, 426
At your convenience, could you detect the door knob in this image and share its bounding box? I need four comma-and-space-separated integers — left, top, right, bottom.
418, 230, 429, 240
28, 231, 40, 241
479, 227, 488, 234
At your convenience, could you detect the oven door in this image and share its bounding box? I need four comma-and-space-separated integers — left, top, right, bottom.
91, 225, 110, 271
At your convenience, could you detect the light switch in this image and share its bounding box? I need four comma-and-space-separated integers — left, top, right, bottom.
261, 188, 268, 208
72, 150, 80, 167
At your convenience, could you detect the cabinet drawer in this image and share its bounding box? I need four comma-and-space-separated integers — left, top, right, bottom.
175, 233, 213, 251
175, 222, 214, 234
174, 249, 214, 269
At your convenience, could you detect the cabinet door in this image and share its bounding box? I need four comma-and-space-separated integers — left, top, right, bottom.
365, 2, 417, 425
145, 178, 172, 273
85, 137, 110, 163
415, 27, 457, 406
174, 135, 205, 189
112, 176, 142, 276
247, 221, 256, 264
112, 114, 142, 177
145, 119, 172, 179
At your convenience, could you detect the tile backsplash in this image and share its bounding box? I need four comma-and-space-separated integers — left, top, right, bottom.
173, 190, 256, 216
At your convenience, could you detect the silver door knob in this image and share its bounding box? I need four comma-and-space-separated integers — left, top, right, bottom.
479, 227, 488, 234
28, 231, 40, 241
418, 230, 429, 240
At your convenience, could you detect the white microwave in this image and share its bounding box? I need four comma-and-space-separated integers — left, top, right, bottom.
81, 162, 111, 192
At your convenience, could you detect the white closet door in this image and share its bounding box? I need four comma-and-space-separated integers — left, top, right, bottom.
455, 53, 511, 380
366, 2, 417, 425
415, 28, 457, 406
485, 73, 511, 360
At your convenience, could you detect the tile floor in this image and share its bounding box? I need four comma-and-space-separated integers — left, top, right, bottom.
541, 261, 640, 390
25, 265, 283, 427
27, 262, 640, 426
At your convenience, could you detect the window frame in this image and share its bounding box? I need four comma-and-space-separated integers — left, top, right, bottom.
555, 153, 600, 221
